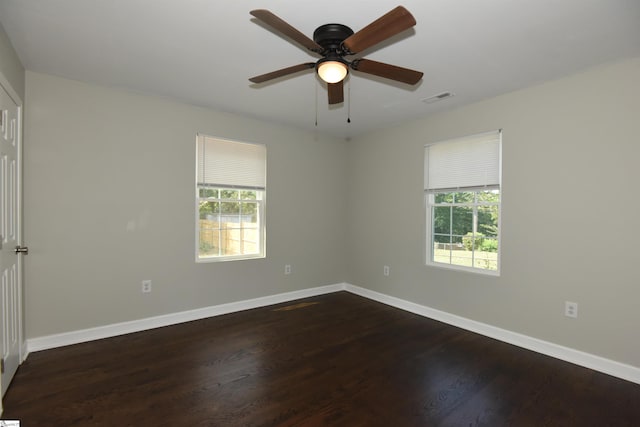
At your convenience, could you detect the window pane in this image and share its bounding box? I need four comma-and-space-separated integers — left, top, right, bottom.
240, 190, 257, 200
451, 253, 473, 268
451, 206, 473, 237
452, 192, 474, 203
196, 190, 264, 260
434, 192, 453, 203
462, 232, 479, 251
221, 228, 241, 256
474, 247, 498, 270
449, 235, 471, 267
241, 202, 258, 224
480, 237, 498, 253
433, 206, 451, 235
433, 234, 451, 245
429, 192, 501, 271
221, 202, 240, 215
433, 242, 451, 264
242, 229, 258, 254
221, 189, 238, 199
199, 201, 218, 220
477, 190, 500, 203
478, 205, 499, 237
199, 222, 219, 257
199, 188, 218, 198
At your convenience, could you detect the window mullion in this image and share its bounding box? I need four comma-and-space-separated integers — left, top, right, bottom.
239, 193, 244, 255
448, 205, 453, 264
472, 204, 478, 268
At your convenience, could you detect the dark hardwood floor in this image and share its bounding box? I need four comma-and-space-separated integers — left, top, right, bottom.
3, 291, 640, 426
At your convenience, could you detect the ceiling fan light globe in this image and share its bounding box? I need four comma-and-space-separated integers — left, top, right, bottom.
317, 61, 348, 83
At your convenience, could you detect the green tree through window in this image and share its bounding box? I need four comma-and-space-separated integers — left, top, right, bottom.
430, 190, 499, 271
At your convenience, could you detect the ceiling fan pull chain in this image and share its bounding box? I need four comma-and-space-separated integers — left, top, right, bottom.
315, 79, 318, 127
347, 79, 351, 123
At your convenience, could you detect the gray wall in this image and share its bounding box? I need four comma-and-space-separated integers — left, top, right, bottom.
0, 21, 24, 100
23, 71, 348, 338
347, 57, 640, 367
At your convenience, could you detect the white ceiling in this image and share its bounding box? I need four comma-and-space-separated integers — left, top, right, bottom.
1, 0, 639, 139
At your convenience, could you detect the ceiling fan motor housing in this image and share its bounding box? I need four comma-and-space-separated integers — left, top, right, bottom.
313, 23, 354, 55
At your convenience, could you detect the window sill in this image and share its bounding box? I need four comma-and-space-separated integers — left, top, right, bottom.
197, 254, 265, 263
425, 261, 500, 277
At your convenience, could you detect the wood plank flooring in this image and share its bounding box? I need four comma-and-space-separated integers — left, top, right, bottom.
3, 291, 640, 426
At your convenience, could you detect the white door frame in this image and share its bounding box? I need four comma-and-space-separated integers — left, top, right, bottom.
0, 70, 25, 412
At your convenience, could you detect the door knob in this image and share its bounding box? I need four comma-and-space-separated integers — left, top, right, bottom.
14, 246, 28, 255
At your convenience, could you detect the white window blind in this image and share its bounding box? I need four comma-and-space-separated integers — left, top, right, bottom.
197, 135, 266, 189
424, 130, 501, 192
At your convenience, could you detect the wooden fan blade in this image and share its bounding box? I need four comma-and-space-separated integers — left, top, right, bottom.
249, 63, 316, 83
250, 9, 323, 52
328, 80, 344, 105
342, 6, 416, 54
351, 58, 423, 85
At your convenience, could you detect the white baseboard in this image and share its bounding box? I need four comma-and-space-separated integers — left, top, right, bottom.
26, 282, 640, 385
27, 283, 344, 353
344, 283, 640, 385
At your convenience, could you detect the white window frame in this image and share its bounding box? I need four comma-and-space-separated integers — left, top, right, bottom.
424, 130, 502, 275
195, 134, 266, 262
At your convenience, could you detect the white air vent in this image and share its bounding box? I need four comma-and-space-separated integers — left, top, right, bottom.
421, 92, 455, 104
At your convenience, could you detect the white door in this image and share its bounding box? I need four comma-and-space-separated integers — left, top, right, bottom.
0, 80, 23, 398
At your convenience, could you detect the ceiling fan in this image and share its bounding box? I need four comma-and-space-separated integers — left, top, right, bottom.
249, 6, 423, 105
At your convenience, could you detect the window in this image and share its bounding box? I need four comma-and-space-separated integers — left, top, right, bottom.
425, 130, 501, 274
196, 135, 266, 261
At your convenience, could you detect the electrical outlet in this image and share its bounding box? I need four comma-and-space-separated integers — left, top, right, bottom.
565, 301, 578, 318
284, 264, 292, 275
142, 280, 152, 293
383, 265, 390, 276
